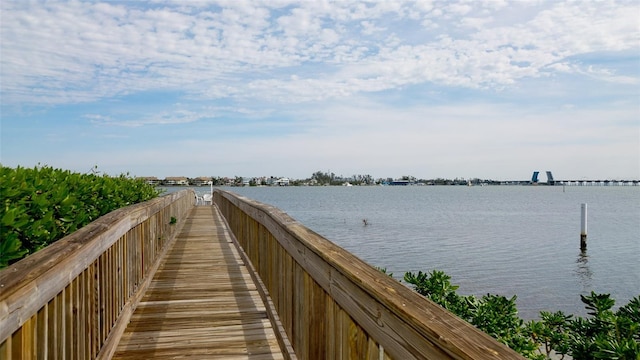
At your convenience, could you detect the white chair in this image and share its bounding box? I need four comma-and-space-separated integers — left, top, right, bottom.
195, 193, 204, 206
202, 193, 212, 205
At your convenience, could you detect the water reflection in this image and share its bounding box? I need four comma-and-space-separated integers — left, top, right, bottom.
575, 250, 593, 290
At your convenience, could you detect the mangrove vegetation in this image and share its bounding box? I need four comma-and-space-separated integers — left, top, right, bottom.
0, 165, 161, 267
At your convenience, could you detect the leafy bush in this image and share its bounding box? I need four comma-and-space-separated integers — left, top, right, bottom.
0, 165, 161, 267
404, 270, 541, 357
403, 270, 639, 360
562, 293, 639, 360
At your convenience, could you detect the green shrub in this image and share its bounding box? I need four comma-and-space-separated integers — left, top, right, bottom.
0, 165, 161, 267
403, 269, 639, 360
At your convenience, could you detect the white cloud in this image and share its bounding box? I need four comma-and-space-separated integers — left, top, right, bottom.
87, 110, 210, 127
459, 16, 494, 30
1, 1, 638, 180
360, 20, 386, 35
59, 97, 638, 179
445, 3, 473, 16
2, 0, 637, 107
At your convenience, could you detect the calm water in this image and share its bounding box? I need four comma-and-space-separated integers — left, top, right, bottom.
170, 185, 640, 320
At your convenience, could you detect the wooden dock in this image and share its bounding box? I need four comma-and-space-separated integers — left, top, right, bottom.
112, 206, 285, 359
2, 189, 524, 359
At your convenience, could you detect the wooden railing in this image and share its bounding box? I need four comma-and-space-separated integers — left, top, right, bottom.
0, 190, 194, 360
214, 190, 524, 360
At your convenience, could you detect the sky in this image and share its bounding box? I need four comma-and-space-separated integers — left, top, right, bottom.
1, 0, 639, 181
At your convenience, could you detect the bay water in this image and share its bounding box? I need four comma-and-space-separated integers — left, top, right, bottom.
171, 185, 639, 320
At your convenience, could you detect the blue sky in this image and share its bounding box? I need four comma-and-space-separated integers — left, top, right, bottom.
1, 0, 638, 180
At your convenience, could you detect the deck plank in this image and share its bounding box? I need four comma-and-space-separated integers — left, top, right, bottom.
112, 206, 285, 360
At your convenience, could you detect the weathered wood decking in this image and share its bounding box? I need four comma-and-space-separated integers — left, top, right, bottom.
112, 206, 285, 359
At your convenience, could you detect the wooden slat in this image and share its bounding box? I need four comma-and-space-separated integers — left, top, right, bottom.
112, 206, 286, 360
214, 209, 297, 360
63, 280, 72, 359
0, 337, 9, 359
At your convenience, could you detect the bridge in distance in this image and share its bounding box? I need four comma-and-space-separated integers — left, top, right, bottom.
503, 171, 639, 186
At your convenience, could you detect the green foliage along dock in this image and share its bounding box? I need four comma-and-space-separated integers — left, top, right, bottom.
0, 165, 161, 267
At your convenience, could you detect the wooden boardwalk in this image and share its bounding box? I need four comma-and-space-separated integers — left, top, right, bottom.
112, 206, 285, 359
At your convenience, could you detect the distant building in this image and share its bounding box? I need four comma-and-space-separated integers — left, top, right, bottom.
193, 177, 212, 186
138, 176, 161, 185
275, 178, 290, 186
389, 180, 410, 186
164, 177, 189, 186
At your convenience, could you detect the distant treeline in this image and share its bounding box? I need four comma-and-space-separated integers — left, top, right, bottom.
159, 171, 503, 187
303, 172, 499, 186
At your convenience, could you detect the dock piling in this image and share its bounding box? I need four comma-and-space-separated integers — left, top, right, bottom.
580, 203, 588, 250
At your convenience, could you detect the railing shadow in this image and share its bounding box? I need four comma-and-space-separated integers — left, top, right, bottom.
112, 205, 283, 358
111, 207, 196, 358
212, 206, 284, 359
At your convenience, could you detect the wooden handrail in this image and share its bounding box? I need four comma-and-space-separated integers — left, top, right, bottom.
0, 190, 194, 359
214, 189, 524, 360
